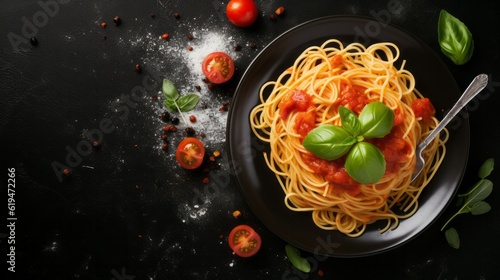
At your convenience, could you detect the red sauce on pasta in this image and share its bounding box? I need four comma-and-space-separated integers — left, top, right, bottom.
411, 98, 435, 124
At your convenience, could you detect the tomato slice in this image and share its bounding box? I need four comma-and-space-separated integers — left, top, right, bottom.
201, 52, 235, 84
175, 138, 205, 170
228, 224, 261, 257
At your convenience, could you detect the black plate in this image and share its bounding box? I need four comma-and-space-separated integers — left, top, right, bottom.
226, 16, 469, 257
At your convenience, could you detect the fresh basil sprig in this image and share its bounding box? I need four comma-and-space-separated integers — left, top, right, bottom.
438, 9, 474, 65
302, 101, 394, 184
285, 244, 311, 273
162, 78, 200, 124
441, 158, 494, 249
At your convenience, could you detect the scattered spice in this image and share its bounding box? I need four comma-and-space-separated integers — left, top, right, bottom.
162, 125, 171, 132
171, 117, 180, 125
135, 64, 142, 72
169, 125, 178, 132
275, 6, 285, 15
187, 34, 194, 40
173, 12, 180, 19
151, 95, 158, 101
161, 143, 168, 151
150, 13, 156, 18
113, 16, 121, 26
248, 42, 257, 49
209, 155, 215, 162
189, 115, 197, 122
102, 35, 107, 40
269, 14, 276, 21
318, 270, 324, 277
91, 140, 101, 149
232, 210, 241, 219
200, 132, 206, 138
187, 46, 193, 51
233, 44, 242, 51
213, 150, 221, 157
100, 22, 107, 28
161, 134, 168, 141
62, 168, 71, 177
194, 85, 201, 91
30, 36, 38, 46
161, 33, 169, 40
202, 177, 210, 184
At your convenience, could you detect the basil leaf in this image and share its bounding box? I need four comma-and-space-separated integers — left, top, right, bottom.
478, 158, 494, 179
438, 10, 474, 65
303, 124, 354, 160
339, 106, 361, 135
345, 142, 386, 184
445, 227, 460, 249
162, 78, 179, 100
359, 101, 394, 139
177, 93, 200, 112
465, 179, 493, 205
163, 98, 177, 112
285, 244, 311, 273
469, 201, 491, 216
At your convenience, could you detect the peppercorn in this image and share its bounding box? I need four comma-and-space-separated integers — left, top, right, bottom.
150, 13, 156, 18
202, 177, 210, 184
187, 46, 193, 51
200, 132, 206, 138
189, 115, 197, 122
185, 127, 195, 136
162, 125, 171, 132
30, 36, 38, 46
171, 117, 179, 125
160, 111, 171, 122
91, 140, 101, 149
187, 34, 194, 40
169, 125, 177, 132
135, 64, 142, 73
195, 85, 201, 91
173, 12, 180, 19
161, 143, 168, 151
161, 134, 168, 141
113, 16, 121, 26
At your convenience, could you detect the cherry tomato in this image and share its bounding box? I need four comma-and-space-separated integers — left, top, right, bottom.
228, 224, 261, 257
201, 52, 235, 84
226, 0, 258, 27
175, 138, 205, 170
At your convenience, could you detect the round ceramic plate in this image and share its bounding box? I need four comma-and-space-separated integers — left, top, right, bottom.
226, 16, 469, 257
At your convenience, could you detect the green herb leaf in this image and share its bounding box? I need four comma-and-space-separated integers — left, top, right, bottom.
345, 142, 386, 184
469, 201, 491, 215
438, 10, 474, 65
163, 98, 177, 112
177, 93, 200, 112
162, 78, 179, 100
445, 227, 460, 249
465, 179, 493, 205
339, 106, 361, 136
359, 101, 394, 139
285, 244, 311, 273
478, 158, 494, 179
302, 124, 355, 160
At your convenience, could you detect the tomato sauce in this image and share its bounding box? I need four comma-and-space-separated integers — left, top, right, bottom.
338, 83, 369, 114
368, 126, 410, 173
278, 89, 313, 120
411, 98, 435, 124
302, 153, 361, 196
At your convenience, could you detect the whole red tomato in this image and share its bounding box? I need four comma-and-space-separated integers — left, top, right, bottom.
226, 0, 258, 27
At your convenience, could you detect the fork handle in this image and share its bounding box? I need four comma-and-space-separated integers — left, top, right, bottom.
417, 73, 489, 150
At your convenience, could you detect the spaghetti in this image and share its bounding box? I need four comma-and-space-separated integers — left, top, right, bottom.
249, 40, 448, 237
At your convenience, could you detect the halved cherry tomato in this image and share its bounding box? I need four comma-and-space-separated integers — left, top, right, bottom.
201, 52, 235, 84
228, 224, 261, 257
226, 0, 258, 27
175, 138, 205, 170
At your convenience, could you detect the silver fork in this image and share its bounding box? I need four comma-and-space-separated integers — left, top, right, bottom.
411, 73, 489, 183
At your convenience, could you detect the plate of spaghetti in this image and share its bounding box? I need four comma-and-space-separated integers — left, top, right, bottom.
226, 16, 469, 257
